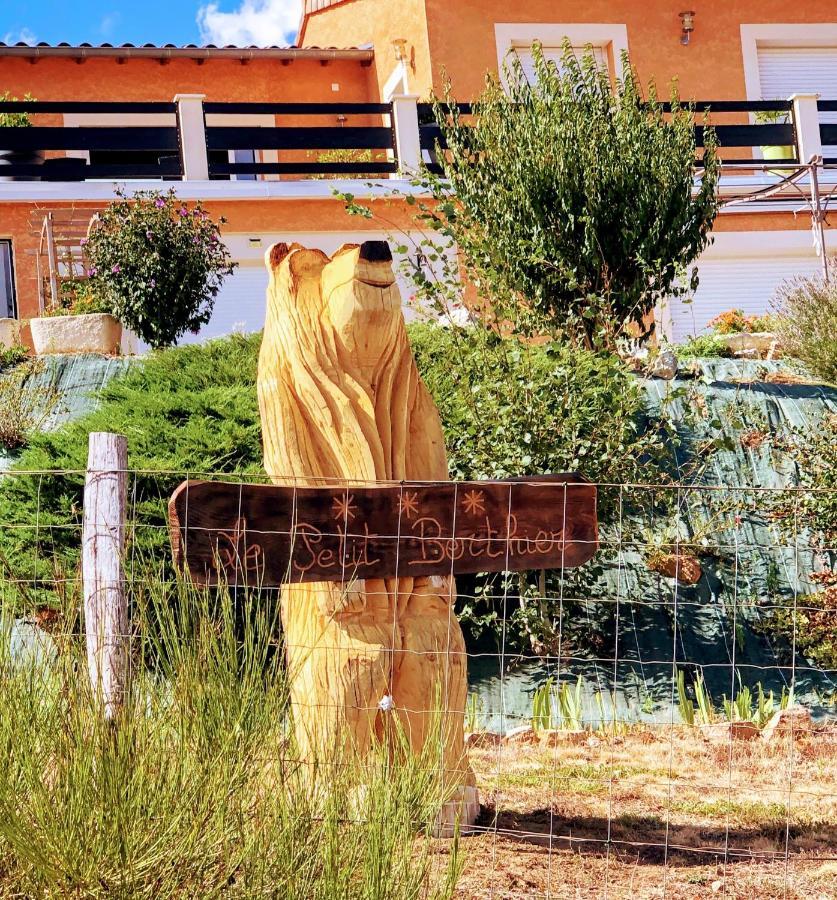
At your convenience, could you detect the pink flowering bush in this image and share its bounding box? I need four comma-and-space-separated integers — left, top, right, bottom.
84, 188, 236, 349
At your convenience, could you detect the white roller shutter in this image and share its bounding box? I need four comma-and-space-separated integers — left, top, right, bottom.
180, 265, 269, 345
757, 46, 837, 155
513, 44, 606, 85
669, 255, 823, 342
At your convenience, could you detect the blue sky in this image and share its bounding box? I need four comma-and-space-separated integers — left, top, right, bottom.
1, 0, 303, 47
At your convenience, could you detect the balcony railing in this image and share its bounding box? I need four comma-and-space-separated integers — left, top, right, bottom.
0, 94, 832, 183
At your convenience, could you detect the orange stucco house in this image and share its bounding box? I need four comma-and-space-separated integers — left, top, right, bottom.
0, 0, 835, 344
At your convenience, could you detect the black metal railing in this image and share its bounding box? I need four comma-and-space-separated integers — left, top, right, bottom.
418, 100, 798, 173
0, 101, 181, 180
203, 102, 397, 178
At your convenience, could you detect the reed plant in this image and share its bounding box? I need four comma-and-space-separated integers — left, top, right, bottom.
0, 574, 462, 898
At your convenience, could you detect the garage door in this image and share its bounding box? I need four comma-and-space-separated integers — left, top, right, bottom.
669, 255, 824, 342
758, 46, 837, 156
180, 265, 270, 345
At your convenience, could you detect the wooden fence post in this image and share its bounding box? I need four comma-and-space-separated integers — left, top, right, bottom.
82, 432, 128, 719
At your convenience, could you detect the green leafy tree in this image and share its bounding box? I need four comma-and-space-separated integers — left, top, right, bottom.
84, 188, 236, 349
425, 42, 721, 345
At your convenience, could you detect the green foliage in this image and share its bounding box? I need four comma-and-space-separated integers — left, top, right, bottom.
48, 276, 112, 317
674, 333, 734, 359
677, 670, 714, 725
531, 676, 586, 732
0, 334, 263, 609
408, 323, 667, 493
0, 577, 462, 897
0, 360, 62, 452
678, 668, 794, 728
772, 266, 837, 384
764, 573, 837, 671
773, 413, 837, 551
84, 188, 236, 349
425, 42, 720, 344
0, 92, 33, 128
0, 343, 28, 373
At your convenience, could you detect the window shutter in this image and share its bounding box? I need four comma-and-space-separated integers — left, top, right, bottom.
758, 46, 837, 155
513, 44, 607, 85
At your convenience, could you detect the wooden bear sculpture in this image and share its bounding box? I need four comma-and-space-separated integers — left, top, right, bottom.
258, 240, 477, 829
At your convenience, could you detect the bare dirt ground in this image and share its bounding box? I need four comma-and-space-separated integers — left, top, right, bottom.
434, 724, 837, 899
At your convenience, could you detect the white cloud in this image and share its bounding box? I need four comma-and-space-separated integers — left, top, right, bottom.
99, 12, 121, 38
196, 0, 302, 47
2, 27, 37, 46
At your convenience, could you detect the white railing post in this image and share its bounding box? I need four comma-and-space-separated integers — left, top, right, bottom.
790, 93, 823, 164
390, 94, 422, 176
83, 432, 129, 720
174, 93, 209, 181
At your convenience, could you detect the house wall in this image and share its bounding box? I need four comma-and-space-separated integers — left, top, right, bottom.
1, 194, 418, 324
300, 0, 433, 99
421, 0, 831, 99
0, 56, 375, 104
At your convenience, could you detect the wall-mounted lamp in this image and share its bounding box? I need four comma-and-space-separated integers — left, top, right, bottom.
679, 11, 696, 45
392, 38, 408, 63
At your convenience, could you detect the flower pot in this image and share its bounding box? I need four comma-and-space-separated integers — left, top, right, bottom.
0, 149, 43, 182
29, 313, 122, 356
760, 144, 794, 177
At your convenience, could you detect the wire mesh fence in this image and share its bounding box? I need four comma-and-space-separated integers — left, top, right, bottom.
0, 462, 834, 897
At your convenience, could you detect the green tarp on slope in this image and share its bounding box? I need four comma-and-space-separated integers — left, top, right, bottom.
470, 359, 837, 732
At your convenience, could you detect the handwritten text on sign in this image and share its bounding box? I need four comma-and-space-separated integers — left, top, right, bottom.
168, 475, 598, 586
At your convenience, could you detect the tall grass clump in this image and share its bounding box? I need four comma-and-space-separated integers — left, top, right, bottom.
0, 573, 463, 898
772, 266, 837, 384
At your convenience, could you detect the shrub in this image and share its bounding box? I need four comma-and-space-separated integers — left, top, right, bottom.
409, 323, 667, 494
675, 333, 734, 359
0, 360, 61, 451
84, 188, 236, 349
422, 42, 720, 345
0, 577, 462, 897
0, 334, 262, 609
772, 268, 837, 383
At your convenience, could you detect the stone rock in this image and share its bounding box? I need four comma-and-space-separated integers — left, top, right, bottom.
30, 313, 122, 356
762, 705, 812, 743
465, 730, 503, 749
0, 317, 21, 348
650, 349, 678, 380
648, 553, 702, 585
539, 729, 588, 747
503, 725, 538, 745
700, 721, 760, 743
721, 332, 779, 359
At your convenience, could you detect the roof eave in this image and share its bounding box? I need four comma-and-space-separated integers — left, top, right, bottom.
0, 45, 374, 63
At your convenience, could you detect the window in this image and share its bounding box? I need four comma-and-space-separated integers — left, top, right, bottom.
494, 23, 629, 86
512, 43, 607, 85
0, 241, 16, 319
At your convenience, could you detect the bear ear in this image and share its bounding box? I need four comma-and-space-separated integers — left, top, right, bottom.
359, 240, 392, 263
267, 242, 292, 270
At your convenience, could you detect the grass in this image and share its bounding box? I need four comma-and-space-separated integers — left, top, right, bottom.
0, 572, 463, 898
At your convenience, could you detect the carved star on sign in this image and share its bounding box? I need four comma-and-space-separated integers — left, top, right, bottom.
331, 494, 357, 522
461, 489, 486, 516
398, 491, 420, 520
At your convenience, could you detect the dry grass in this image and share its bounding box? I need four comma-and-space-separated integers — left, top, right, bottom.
440, 725, 837, 899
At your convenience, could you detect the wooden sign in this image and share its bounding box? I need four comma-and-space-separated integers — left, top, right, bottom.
168, 475, 597, 587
